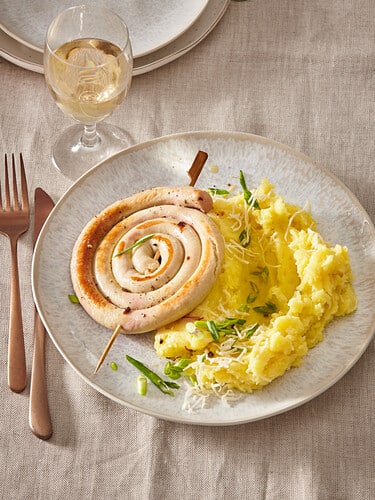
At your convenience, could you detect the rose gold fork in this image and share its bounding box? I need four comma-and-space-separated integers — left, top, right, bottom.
0, 153, 30, 392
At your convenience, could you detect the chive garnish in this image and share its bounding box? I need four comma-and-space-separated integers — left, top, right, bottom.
238, 304, 250, 312
114, 234, 155, 257
126, 355, 179, 396
208, 187, 230, 195
194, 318, 247, 339
68, 294, 80, 304
239, 229, 251, 247
246, 281, 259, 304
253, 302, 277, 315
207, 320, 220, 341
251, 266, 269, 282
193, 320, 208, 329
239, 170, 260, 209
245, 323, 260, 338
219, 318, 247, 328
164, 358, 190, 380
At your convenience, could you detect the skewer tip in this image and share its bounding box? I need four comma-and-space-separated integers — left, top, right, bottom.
93, 324, 122, 375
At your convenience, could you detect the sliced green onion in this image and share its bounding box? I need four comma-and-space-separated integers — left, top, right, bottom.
206, 320, 220, 341
246, 281, 259, 303
137, 375, 147, 396
238, 304, 250, 312
239, 229, 251, 247
245, 323, 260, 338
246, 294, 257, 304
251, 266, 269, 282
164, 358, 190, 380
163, 380, 180, 389
110, 361, 118, 371
253, 302, 277, 315
218, 318, 246, 328
68, 294, 80, 304
126, 355, 179, 396
208, 187, 230, 195
239, 170, 260, 209
164, 361, 180, 379
194, 320, 209, 329
174, 358, 190, 369
194, 318, 247, 337
114, 234, 155, 257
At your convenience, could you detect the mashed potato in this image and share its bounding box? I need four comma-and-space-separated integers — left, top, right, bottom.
154, 178, 357, 394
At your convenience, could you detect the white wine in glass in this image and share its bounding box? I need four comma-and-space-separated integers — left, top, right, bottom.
44, 5, 133, 179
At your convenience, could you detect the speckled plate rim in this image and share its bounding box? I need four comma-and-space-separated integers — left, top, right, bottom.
32, 131, 375, 425
0, 0, 210, 58
0, 0, 229, 76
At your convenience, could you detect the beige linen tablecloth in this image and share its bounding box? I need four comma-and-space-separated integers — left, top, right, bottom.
1, 1, 374, 499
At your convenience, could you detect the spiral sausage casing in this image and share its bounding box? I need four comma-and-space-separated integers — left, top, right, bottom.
70, 186, 224, 334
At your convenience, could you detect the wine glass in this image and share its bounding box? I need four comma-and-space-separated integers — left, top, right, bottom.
44, 5, 133, 179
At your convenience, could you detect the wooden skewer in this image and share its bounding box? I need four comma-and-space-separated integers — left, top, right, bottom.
93, 324, 121, 374
187, 150, 208, 186
93, 150, 208, 375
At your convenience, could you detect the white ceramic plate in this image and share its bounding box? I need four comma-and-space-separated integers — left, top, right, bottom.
0, 0, 209, 58
0, 0, 229, 75
32, 131, 375, 425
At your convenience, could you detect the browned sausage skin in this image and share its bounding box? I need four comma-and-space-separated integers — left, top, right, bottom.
70, 186, 224, 334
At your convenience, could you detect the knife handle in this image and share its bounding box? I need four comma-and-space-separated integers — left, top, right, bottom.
29, 309, 53, 440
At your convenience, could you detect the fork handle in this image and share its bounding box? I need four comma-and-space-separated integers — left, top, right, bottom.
8, 237, 27, 392
29, 310, 53, 440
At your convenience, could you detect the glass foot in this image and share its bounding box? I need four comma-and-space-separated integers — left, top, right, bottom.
52, 122, 132, 180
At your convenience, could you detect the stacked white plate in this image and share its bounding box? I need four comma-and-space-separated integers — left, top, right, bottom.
0, 0, 230, 75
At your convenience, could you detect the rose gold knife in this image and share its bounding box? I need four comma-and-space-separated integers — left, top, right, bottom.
29, 188, 54, 440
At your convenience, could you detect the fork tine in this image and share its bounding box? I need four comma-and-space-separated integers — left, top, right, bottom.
19, 153, 29, 211
4, 154, 11, 211
11, 154, 21, 210
1, 153, 29, 393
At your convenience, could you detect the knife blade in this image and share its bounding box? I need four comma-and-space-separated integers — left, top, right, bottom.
29, 188, 54, 440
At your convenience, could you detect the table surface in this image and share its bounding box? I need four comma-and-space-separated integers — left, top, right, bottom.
1, 1, 374, 499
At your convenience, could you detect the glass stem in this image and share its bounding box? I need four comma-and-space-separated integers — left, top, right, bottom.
80, 124, 100, 148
